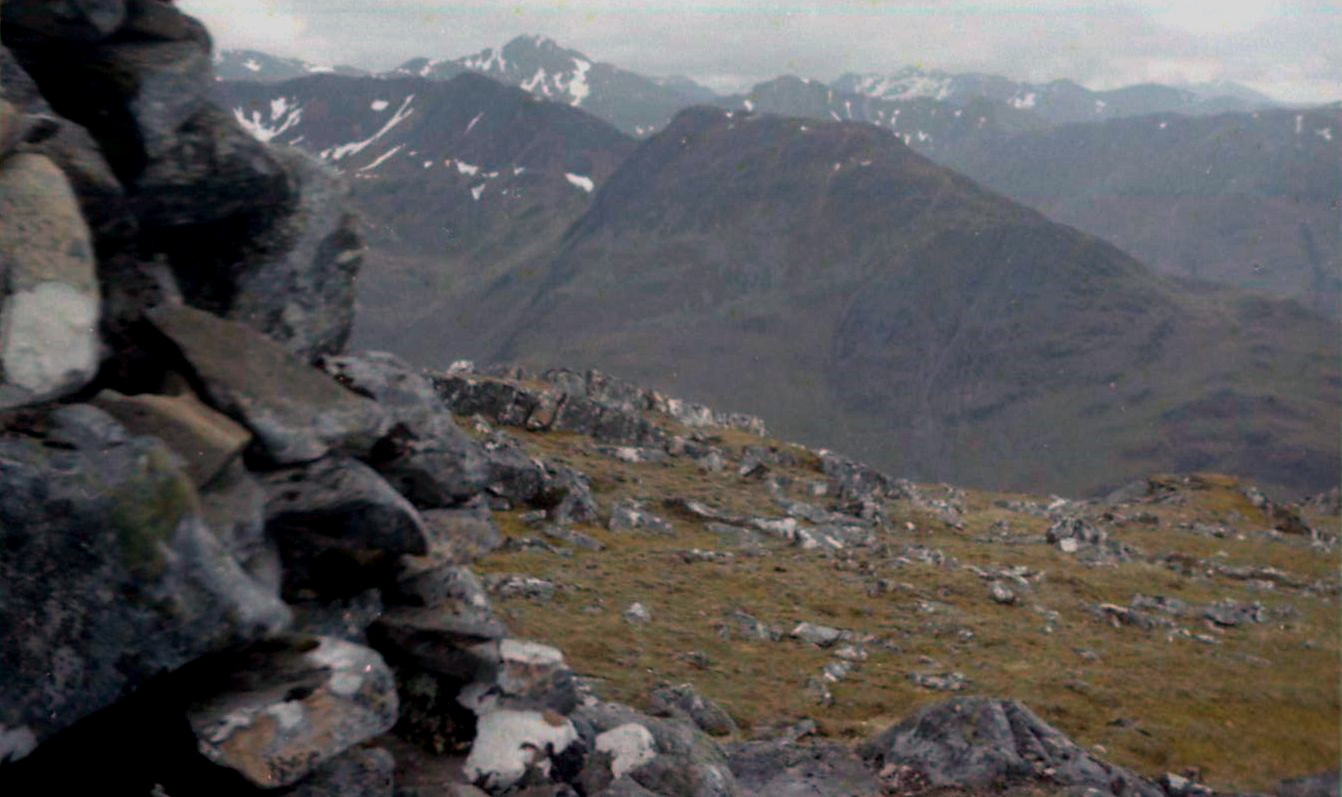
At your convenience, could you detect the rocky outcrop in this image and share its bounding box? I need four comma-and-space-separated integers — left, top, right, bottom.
146, 304, 388, 463
0, 405, 290, 754
0, 151, 99, 409
436, 362, 767, 445
0, 5, 607, 793
859, 697, 1163, 796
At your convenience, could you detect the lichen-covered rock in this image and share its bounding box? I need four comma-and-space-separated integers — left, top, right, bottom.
261, 456, 429, 556
457, 639, 579, 717
199, 459, 281, 591
572, 701, 740, 797
726, 739, 883, 797
858, 697, 1163, 796
370, 605, 509, 680
146, 303, 388, 463
92, 389, 251, 485
649, 684, 737, 737
226, 145, 362, 360
131, 103, 288, 229
464, 709, 581, 793
321, 351, 492, 505
260, 456, 429, 599
0, 152, 100, 410
289, 745, 395, 797
1, 43, 136, 244
416, 507, 505, 566
386, 558, 494, 613
0, 406, 290, 756
609, 500, 674, 534
186, 636, 398, 789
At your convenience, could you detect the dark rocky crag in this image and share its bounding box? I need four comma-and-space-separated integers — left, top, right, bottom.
1, 4, 1336, 797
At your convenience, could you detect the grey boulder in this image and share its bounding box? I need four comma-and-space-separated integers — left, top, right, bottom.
0, 407, 290, 757
289, 746, 395, 797
857, 697, 1162, 797
146, 303, 387, 464
321, 351, 492, 505
186, 636, 398, 789
726, 740, 883, 797
649, 683, 737, 737
261, 456, 429, 557
227, 146, 362, 360
0, 152, 100, 410
573, 701, 740, 797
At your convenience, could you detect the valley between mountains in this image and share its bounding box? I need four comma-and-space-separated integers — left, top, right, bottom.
216, 45, 1340, 498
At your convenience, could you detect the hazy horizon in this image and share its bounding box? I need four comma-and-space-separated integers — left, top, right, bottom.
183, 0, 1341, 103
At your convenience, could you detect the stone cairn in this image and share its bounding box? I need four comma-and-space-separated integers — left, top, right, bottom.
0, 3, 739, 794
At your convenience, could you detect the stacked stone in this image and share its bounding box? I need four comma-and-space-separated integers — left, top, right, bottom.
0, 4, 742, 795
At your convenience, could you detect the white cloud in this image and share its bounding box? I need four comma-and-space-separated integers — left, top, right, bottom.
181, 0, 320, 56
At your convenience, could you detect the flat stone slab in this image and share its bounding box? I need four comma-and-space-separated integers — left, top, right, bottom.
147, 304, 387, 463
93, 389, 251, 485
188, 636, 398, 789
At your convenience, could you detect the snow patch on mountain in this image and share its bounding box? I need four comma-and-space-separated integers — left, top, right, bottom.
565, 173, 594, 193
322, 95, 415, 161
358, 145, 405, 172
847, 70, 953, 101
232, 96, 303, 143
569, 58, 592, 106
371, 99, 389, 112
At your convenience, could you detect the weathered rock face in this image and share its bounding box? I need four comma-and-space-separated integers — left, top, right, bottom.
262, 456, 430, 557
186, 636, 398, 788
858, 697, 1163, 797
2, 1, 361, 361
322, 351, 492, 505
92, 388, 251, 485
0, 406, 290, 754
146, 303, 387, 463
0, 152, 100, 410
649, 684, 737, 738
572, 701, 741, 797
226, 145, 362, 360
727, 739, 883, 797
463, 709, 582, 792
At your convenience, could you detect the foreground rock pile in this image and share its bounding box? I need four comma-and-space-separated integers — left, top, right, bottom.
1, 4, 1336, 797
0, 3, 740, 793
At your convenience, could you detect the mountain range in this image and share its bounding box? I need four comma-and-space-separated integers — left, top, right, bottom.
217, 34, 1280, 137
215, 40, 1339, 495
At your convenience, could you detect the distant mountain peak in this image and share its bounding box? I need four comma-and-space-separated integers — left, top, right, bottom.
214, 48, 366, 82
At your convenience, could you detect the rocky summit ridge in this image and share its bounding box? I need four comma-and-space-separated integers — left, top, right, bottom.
0, 4, 1338, 797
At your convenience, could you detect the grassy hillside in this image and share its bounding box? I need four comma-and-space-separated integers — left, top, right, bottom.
451, 386, 1340, 793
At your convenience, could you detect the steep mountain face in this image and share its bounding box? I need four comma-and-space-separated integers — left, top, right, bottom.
390, 35, 712, 136
834, 67, 1274, 124
934, 105, 1342, 316
483, 107, 1339, 496
214, 48, 368, 82
709, 79, 1339, 312
214, 72, 637, 351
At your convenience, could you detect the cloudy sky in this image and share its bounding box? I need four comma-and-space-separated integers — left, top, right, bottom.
183, 0, 1340, 102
